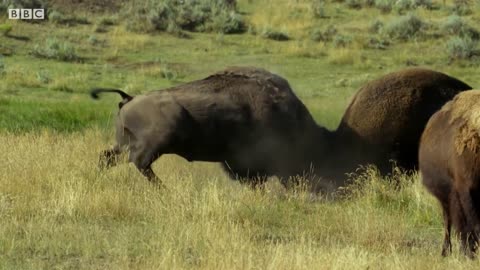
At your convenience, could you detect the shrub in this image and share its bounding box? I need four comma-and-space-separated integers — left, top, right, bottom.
224, 0, 237, 9
375, 0, 394, 13
261, 28, 290, 41
310, 25, 337, 42
48, 10, 64, 23
124, 0, 246, 34
209, 11, 245, 34
364, 0, 376, 6
364, 37, 390, 50
311, 0, 327, 18
31, 38, 79, 62
393, 0, 413, 14
310, 29, 323, 42
383, 14, 423, 40
166, 22, 191, 39
441, 15, 479, 40
412, 0, 434, 9
87, 35, 100, 46
446, 36, 478, 60
441, 15, 463, 33
48, 10, 89, 26
369, 20, 383, 34
346, 0, 363, 9
333, 34, 353, 48
452, 0, 472, 15
99, 16, 117, 26
374, 0, 433, 13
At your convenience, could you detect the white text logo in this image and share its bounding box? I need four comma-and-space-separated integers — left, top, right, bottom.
8, 9, 45, 20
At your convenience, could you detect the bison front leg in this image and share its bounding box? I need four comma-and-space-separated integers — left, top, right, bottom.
222, 163, 269, 190
99, 145, 122, 169
138, 166, 159, 182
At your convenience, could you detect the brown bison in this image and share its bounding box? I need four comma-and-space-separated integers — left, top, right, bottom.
420, 90, 480, 257
91, 67, 334, 189
336, 68, 472, 175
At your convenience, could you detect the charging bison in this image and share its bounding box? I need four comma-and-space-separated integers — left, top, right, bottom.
336, 68, 472, 174
91, 67, 333, 189
420, 90, 480, 257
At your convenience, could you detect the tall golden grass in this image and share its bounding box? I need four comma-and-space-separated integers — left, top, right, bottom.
1, 129, 480, 269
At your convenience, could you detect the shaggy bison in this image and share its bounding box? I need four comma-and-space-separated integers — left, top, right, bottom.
92, 67, 333, 189
419, 90, 480, 257
336, 68, 472, 174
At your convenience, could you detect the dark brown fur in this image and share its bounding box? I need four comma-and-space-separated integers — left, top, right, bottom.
93, 67, 334, 189
336, 68, 472, 175
419, 90, 480, 257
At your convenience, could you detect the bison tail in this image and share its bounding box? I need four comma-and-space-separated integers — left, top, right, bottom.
90, 88, 134, 101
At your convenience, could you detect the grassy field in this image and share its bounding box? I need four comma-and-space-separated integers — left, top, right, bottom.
2, 0, 480, 268
2, 130, 480, 269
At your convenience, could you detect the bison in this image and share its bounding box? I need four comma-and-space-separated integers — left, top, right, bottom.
91, 67, 334, 189
335, 68, 472, 175
419, 90, 480, 257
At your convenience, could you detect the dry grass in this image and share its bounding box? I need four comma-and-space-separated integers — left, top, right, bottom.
107, 28, 153, 56
327, 48, 363, 65
0, 65, 42, 91
2, 130, 480, 269
248, 0, 314, 39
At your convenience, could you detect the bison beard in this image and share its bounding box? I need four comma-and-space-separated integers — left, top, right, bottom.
91, 66, 336, 191
419, 90, 480, 258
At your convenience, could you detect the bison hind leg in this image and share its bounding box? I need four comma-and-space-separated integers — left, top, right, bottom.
128, 144, 165, 188
457, 189, 480, 257
441, 198, 452, 257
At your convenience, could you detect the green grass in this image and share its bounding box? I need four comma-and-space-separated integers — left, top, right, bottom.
2, 0, 480, 268
0, 97, 114, 132
0, 0, 478, 132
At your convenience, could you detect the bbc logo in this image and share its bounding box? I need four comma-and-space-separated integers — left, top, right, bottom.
8, 9, 45, 20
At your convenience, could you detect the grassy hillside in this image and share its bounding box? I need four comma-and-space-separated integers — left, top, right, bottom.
1, 0, 480, 131
1, 0, 480, 268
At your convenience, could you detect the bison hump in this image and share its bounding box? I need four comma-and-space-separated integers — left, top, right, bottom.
207, 66, 295, 94
337, 68, 471, 144
441, 90, 480, 155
